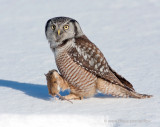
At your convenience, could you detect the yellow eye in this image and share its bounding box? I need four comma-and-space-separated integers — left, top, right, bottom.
64, 25, 69, 30
51, 25, 56, 30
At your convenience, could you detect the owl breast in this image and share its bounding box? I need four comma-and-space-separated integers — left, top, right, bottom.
55, 45, 97, 97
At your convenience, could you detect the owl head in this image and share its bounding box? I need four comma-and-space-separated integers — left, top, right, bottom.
45, 17, 83, 48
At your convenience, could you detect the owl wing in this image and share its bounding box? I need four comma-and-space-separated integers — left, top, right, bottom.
68, 35, 134, 91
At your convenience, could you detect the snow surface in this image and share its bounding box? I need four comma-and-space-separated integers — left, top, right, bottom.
0, 0, 160, 127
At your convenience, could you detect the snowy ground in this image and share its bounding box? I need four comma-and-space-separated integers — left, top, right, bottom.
0, 0, 160, 127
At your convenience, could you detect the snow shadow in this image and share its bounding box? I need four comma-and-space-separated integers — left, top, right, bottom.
95, 92, 115, 98
0, 79, 69, 100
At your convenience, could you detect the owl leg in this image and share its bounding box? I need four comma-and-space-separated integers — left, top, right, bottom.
64, 93, 83, 100
96, 78, 152, 98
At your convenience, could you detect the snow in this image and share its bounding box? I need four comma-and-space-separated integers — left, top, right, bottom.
0, 0, 160, 127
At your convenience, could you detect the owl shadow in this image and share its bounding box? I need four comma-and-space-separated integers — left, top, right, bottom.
0, 79, 69, 100
94, 92, 117, 98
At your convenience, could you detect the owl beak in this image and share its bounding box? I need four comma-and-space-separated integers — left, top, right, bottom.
57, 29, 61, 35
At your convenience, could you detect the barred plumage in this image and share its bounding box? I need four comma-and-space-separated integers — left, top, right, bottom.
55, 40, 97, 97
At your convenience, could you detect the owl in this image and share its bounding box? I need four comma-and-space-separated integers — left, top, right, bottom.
45, 17, 152, 100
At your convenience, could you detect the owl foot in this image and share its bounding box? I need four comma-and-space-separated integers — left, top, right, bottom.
56, 93, 83, 104
56, 93, 73, 104
63, 93, 83, 100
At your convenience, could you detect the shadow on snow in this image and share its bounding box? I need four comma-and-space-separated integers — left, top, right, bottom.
0, 79, 69, 100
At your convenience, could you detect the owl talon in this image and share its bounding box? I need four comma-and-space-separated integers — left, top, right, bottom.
57, 93, 73, 104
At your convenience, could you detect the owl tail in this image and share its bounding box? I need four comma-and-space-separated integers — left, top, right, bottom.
129, 91, 152, 99
96, 78, 153, 99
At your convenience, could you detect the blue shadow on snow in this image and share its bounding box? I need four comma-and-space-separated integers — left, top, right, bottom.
0, 79, 69, 100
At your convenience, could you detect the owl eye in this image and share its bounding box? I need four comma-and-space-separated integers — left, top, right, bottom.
51, 25, 56, 30
64, 25, 69, 30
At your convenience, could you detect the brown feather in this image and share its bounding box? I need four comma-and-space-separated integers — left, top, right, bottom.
68, 35, 135, 91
